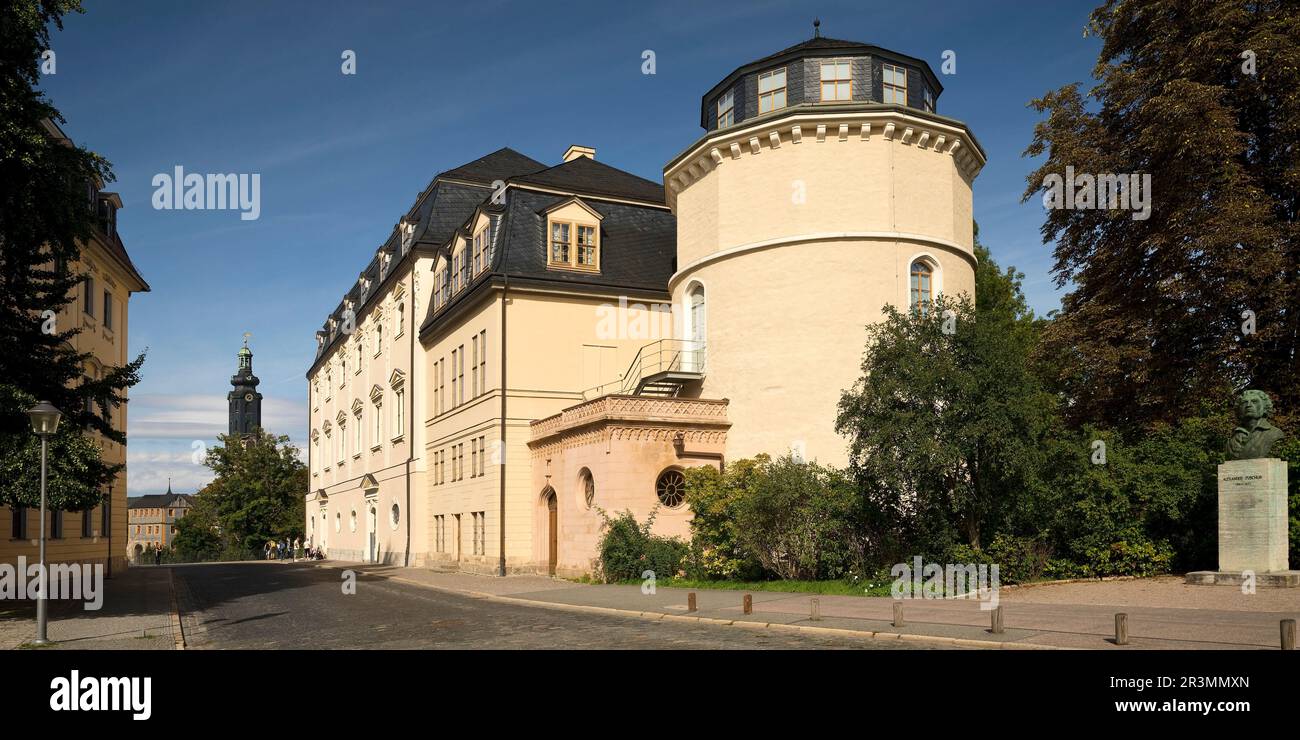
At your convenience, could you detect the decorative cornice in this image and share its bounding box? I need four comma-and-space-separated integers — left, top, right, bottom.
664, 107, 985, 209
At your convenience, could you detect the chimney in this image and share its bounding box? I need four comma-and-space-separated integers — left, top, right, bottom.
562, 145, 595, 162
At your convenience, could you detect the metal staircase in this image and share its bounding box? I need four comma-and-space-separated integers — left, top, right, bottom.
582, 339, 705, 400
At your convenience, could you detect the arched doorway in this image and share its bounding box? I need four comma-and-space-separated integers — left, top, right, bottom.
542, 486, 558, 576
367, 505, 378, 563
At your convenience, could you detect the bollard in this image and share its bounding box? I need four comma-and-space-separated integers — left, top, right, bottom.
892, 601, 904, 628
1115, 613, 1129, 645
1283, 619, 1296, 651
743, 593, 753, 615
991, 605, 1004, 634
687, 592, 696, 613
810, 598, 821, 621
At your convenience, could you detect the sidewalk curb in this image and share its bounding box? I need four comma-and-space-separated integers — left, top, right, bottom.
318, 563, 1060, 650
167, 568, 186, 651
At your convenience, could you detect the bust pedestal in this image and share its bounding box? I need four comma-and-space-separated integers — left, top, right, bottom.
1186, 458, 1299, 587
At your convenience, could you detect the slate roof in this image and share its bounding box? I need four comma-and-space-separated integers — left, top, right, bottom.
127, 492, 194, 509
510, 156, 666, 204
437, 147, 546, 185
308, 150, 548, 376
418, 160, 676, 336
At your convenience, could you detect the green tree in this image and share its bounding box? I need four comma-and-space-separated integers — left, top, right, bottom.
836, 244, 1055, 557
170, 489, 222, 560
201, 431, 306, 552
1022, 0, 1300, 430
0, 0, 146, 511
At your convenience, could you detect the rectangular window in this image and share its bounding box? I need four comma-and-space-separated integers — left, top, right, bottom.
549, 221, 598, 270
50, 510, 63, 540
478, 435, 487, 476
473, 229, 486, 274
923, 86, 934, 112
820, 59, 851, 102
576, 225, 597, 267
459, 247, 470, 287
394, 388, 404, 437
471, 335, 478, 398
82, 508, 93, 538
883, 63, 908, 105
84, 275, 94, 316
716, 88, 734, 128
473, 512, 485, 556
470, 439, 477, 478
450, 349, 457, 407
103, 290, 113, 330
457, 344, 465, 406
372, 400, 382, 445
355, 412, 362, 452
440, 450, 446, 484
549, 222, 570, 264
435, 515, 445, 552
479, 330, 487, 393
758, 67, 787, 113
439, 358, 446, 413
12, 505, 27, 539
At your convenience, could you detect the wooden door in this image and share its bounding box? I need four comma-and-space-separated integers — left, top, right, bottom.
547, 493, 558, 576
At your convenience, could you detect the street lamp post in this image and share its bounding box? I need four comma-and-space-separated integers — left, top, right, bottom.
26, 401, 62, 645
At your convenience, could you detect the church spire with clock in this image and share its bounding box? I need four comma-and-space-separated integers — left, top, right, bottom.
228, 334, 263, 436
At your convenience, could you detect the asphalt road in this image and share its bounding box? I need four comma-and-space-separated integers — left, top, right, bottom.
174, 563, 935, 650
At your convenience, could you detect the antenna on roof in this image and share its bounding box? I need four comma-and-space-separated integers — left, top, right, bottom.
813, 18, 821, 39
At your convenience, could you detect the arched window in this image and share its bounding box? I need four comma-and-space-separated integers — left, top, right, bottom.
910, 261, 933, 316
376, 322, 383, 355
686, 283, 706, 371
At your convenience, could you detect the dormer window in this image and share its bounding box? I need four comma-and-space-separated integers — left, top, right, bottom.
923, 86, 934, 112
884, 63, 908, 105
820, 60, 851, 102
472, 227, 487, 275
716, 89, 734, 128
400, 221, 415, 250
458, 245, 470, 288
758, 68, 787, 114
546, 200, 602, 272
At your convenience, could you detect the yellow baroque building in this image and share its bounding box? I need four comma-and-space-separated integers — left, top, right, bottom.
305, 35, 984, 577
0, 119, 150, 576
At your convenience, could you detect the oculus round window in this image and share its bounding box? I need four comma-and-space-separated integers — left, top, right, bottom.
656, 470, 686, 508
582, 470, 595, 509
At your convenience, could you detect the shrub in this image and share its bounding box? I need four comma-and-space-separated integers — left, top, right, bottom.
594, 507, 687, 583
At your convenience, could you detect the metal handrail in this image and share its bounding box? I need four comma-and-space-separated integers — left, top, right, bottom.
580, 339, 705, 400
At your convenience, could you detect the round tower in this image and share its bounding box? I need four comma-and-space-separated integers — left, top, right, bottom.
663, 34, 985, 466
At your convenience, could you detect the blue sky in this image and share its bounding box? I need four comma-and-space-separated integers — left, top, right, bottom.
37, 0, 1102, 495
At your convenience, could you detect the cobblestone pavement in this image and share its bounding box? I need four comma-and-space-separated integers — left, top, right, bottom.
0, 566, 174, 650
174, 563, 941, 649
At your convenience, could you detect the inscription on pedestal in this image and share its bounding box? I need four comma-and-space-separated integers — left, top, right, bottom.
1217, 458, 1289, 574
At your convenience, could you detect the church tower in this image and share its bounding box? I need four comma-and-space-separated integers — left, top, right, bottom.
228, 334, 263, 436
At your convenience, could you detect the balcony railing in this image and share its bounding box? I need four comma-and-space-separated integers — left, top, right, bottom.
582, 339, 705, 400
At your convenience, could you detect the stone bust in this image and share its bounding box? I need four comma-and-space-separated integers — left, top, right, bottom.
1226, 390, 1285, 460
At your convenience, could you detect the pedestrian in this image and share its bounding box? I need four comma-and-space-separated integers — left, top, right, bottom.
153, 545, 161, 566
293, 537, 302, 561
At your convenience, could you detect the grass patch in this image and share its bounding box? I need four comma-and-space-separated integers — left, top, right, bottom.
607, 577, 897, 597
